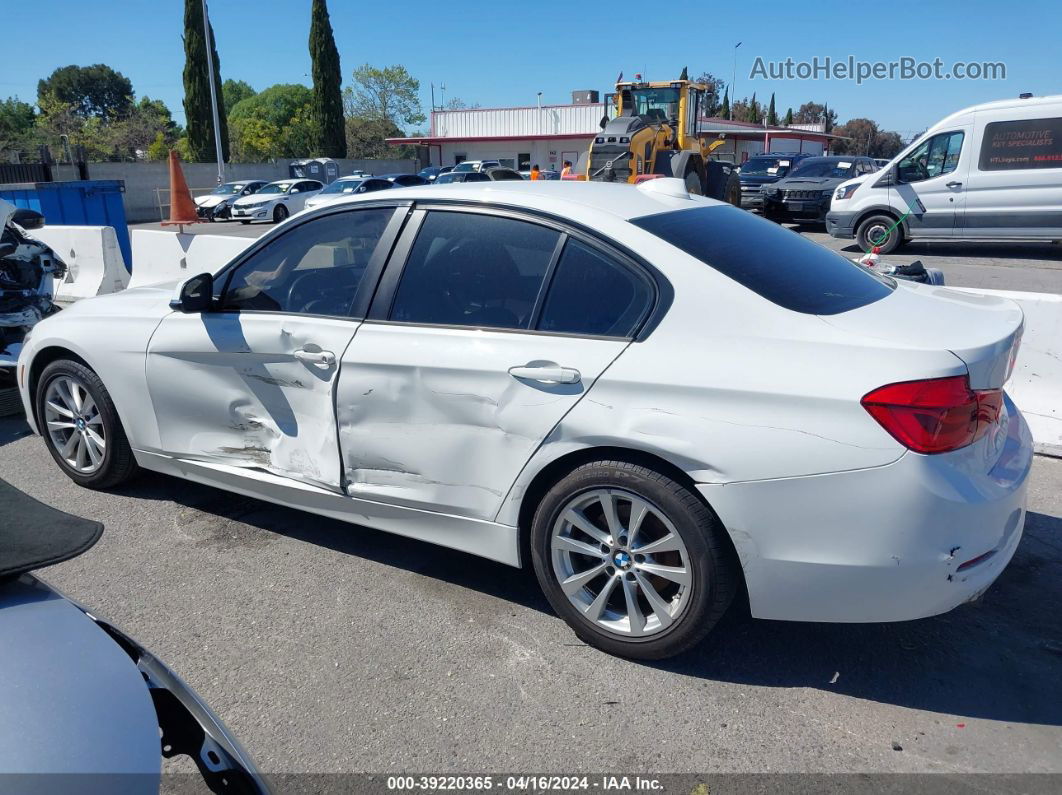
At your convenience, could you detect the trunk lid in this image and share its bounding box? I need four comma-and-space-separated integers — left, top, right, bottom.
819, 281, 1024, 390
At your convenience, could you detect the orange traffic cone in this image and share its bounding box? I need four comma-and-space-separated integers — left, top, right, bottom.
161, 150, 204, 229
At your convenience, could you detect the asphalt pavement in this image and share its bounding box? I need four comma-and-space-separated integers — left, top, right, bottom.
1, 415, 1060, 777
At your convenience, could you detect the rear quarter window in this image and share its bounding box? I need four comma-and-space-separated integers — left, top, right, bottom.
630, 205, 893, 315
978, 117, 1062, 170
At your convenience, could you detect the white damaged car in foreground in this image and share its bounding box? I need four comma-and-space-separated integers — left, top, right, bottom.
16, 180, 1032, 659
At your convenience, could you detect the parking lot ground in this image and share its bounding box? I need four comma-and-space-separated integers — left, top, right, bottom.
2, 414, 1060, 776
130, 218, 1062, 293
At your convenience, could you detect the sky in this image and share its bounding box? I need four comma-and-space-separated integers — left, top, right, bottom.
4, 0, 1059, 139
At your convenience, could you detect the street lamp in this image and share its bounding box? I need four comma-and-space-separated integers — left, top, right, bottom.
537, 91, 543, 135
201, 0, 225, 184
730, 41, 742, 120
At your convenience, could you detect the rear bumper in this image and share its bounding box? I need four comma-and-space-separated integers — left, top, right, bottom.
700, 396, 1033, 623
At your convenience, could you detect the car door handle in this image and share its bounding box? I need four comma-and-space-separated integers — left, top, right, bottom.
294, 349, 336, 367
508, 365, 581, 384
946, 181, 963, 188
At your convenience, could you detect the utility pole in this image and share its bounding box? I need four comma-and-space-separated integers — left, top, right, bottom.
537, 91, 543, 135
730, 42, 742, 120
202, 0, 225, 184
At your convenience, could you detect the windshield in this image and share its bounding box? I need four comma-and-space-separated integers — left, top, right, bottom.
740, 157, 796, 177
211, 183, 247, 195
453, 163, 476, 173
630, 87, 680, 120
256, 183, 291, 195
435, 173, 462, 183
631, 205, 892, 315
788, 160, 854, 179
319, 179, 365, 195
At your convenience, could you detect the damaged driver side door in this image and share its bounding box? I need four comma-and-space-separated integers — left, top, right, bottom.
144, 205, 405, 491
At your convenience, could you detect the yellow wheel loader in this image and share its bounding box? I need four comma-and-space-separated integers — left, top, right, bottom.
584, 72, 741, 206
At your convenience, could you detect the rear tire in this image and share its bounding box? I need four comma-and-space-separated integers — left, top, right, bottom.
35, 359, 139, 490
725, 170, 742, 207
856, 213, 903, 254
530, 459, 738, 660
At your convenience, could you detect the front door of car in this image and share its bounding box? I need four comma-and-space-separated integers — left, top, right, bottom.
892, 128, 970, 238
335, 208, 657, 522
145, 205, 405, 491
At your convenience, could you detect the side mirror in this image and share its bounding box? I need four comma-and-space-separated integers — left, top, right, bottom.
874, 166, 898, 187
12, 208, 45, 230
169, 272, 214, 313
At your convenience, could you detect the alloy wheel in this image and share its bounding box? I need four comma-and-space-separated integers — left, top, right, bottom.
550, 488, 693, 637
43, 376, 106, 474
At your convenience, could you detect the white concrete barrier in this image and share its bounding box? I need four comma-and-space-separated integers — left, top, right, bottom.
128, 230, 255, 289
33, 225, 129, 304
953, 288, 1062, 457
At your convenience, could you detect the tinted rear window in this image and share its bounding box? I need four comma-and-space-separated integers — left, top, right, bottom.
630, 205, 892, 315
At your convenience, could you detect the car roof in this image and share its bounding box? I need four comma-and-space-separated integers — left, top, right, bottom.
320, 180, 724, 222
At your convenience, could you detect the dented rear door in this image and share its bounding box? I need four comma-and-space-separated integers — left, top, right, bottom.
144, 205, 406, 491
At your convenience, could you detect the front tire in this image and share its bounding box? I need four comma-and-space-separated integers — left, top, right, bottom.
530, 460, 737, 660
856, 213, 904, 254
273, 204, 289, 224
36, 359, 139, 489
683, 167, 703, 196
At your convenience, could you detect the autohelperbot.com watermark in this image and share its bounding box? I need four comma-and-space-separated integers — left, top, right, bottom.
750, 55, 1006, 84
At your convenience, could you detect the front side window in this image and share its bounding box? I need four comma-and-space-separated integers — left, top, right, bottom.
389, 212, 560, 330
538, 240, 653, 337
979, 117, 1062, 171
631, 205, 892, 315
898, 131, 964, 183
220, 208, 394, 316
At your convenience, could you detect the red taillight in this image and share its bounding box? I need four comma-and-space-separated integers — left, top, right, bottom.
861, 375, 1003, 454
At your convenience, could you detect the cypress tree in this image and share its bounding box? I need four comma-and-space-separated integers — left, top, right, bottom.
182, 0, 229, 162
767, 93, 778, 126
309, 0, 346, 157
783, 107, 793, 126
720, 89, 730, 120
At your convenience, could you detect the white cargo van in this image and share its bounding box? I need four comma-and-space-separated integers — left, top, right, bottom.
826, 94, 1062, 252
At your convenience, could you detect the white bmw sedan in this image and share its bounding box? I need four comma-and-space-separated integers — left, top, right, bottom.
16, 179, 1032, 659
230, 179, 323, 224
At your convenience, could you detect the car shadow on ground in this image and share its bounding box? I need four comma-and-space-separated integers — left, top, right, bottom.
106, 464, 1062, 728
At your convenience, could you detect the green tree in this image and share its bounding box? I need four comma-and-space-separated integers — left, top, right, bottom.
182, 0, 229, 162
744, 93, 760, 123
308, 0, 345, 157
793, 102, 836, 129
229, 84, 316, 159
0, 98, 37, 154
343, 64, 424, 128
107, 97, 181, 159
222, 79, 256, 115
146, 132, 169, 161
693, 72, 725, 117
720, 89, 730, 120
783, 107, 793, 126
345, 115, 402, 159
766, 93, 778, 126
37, 64, 133, 120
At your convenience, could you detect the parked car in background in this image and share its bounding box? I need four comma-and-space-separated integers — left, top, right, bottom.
763, 156, 878, 224
304, 176, 393, 211
873, 158, 891, 169
828, 94, 1062, 253
231, 179, 323, 224
736, 153, 815, 210
194, 180, 269, 221
380, 173, 431, 187
418, 166, 454, 182
18, 179, 1030, 660
0, 479, 269, 793
435, 169, 525, 184
453, 160, 502, 173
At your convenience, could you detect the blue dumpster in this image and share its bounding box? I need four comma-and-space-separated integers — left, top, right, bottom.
0, 180, 131, 270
